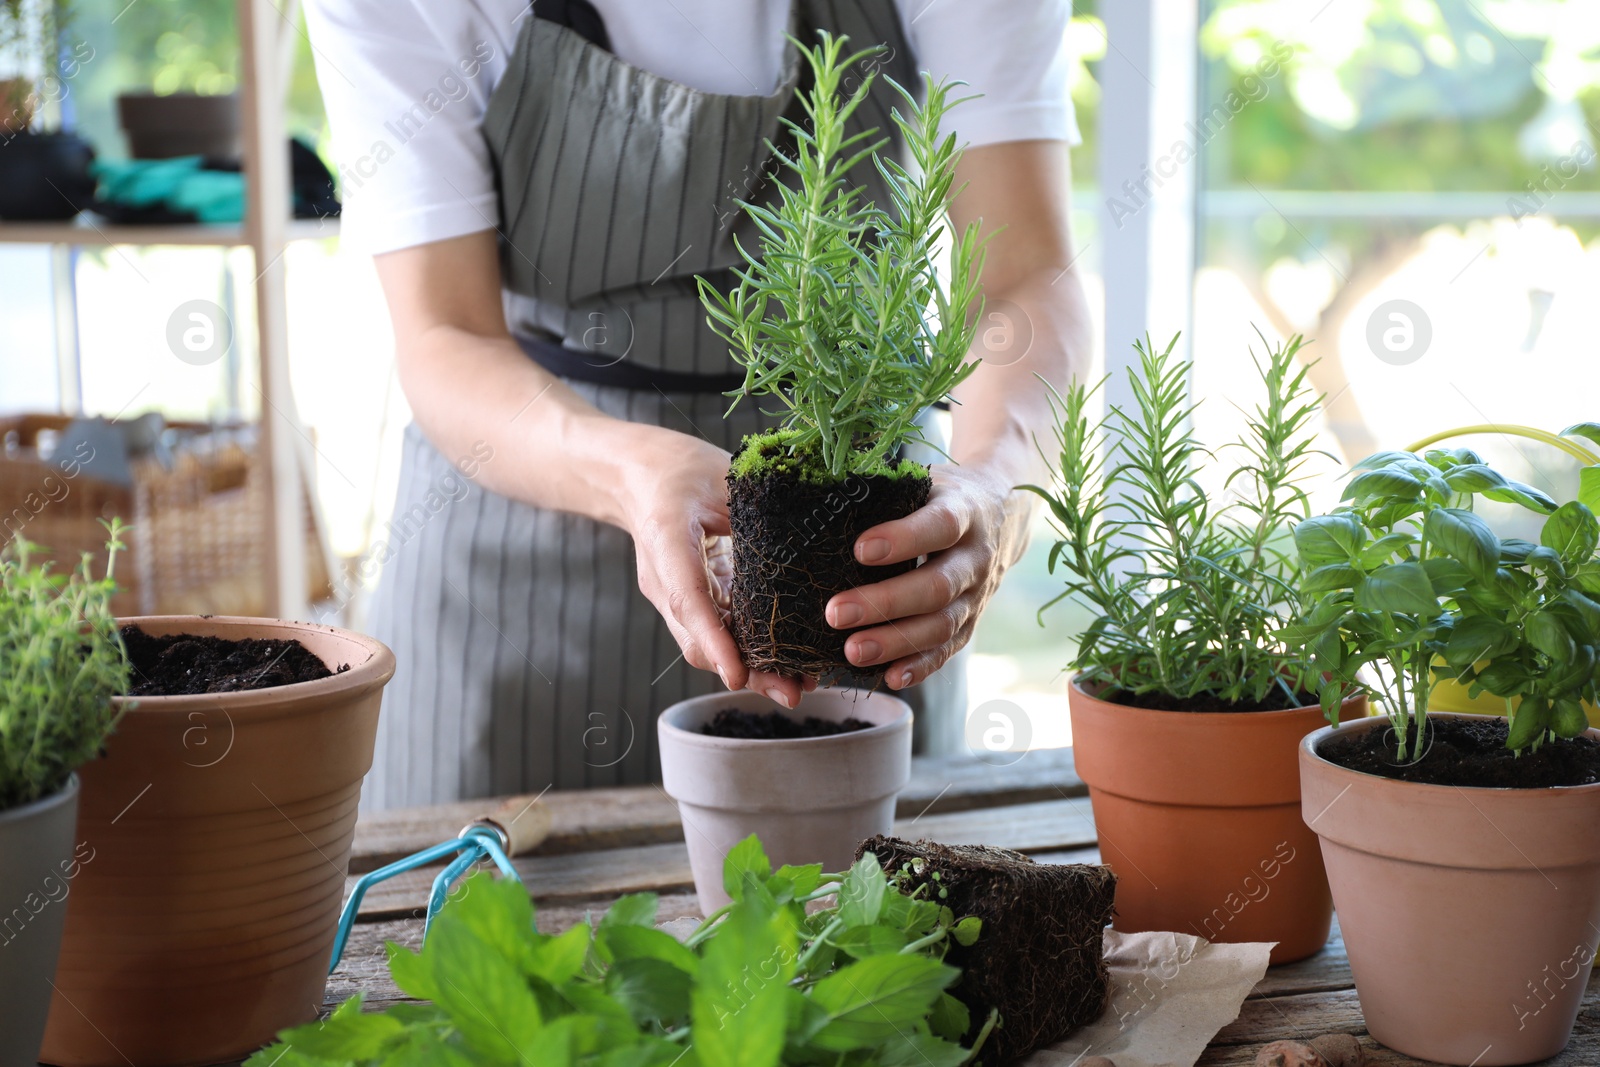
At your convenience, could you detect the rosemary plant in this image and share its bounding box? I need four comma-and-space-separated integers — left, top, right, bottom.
1022, 334, 1327, 708
698, 31, 986, 481
0, 520, 129, 811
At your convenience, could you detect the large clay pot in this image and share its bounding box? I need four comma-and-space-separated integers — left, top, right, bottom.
1069, 679, 1363, 964
1301, 713, 1600, 1066
41, 616, 394, 1067
659, 688, 911, 913
0, 777, 80, 1067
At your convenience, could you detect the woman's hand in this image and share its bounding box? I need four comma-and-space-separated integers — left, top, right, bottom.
823, 464, 1032, 690
616, 424, 807, 708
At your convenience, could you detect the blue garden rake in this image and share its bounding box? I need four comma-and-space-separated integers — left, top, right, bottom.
329, 793, 552, 972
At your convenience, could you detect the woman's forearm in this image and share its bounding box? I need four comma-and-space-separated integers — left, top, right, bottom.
394, 323, 661, 532
948, 261, 1093, 485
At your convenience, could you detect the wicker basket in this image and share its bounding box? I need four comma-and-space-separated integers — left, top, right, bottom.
0, 414, 332, 616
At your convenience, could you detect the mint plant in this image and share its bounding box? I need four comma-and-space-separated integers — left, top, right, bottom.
253, 837, 989, 1067
1023, 333, 1328, 708
0, 520, 130, 811
699, 32, 986, 481
1290, 445, 1600, 760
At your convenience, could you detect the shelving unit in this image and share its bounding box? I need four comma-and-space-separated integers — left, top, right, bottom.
1, 0, 334, 619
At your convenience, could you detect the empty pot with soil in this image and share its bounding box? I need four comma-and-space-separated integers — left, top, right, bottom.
658, 688, 911, 913
41, 615, 394, 1067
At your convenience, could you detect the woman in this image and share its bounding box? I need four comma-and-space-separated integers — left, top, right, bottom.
305, 0, 1091, 807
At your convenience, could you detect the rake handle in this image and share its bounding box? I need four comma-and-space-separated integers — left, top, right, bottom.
474, 794, 554, 856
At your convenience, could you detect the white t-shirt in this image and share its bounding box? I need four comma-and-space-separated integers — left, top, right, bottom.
305, 0, 1080, 256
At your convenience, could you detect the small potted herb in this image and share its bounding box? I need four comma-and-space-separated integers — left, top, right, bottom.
698, 32, 984, 686
1292, 446, 1600, 1066
1024, 333, 1362, 965
0, 525, 127, 1067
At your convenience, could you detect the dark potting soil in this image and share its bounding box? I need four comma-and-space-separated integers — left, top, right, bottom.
727, 465, 929, 684
1319, 716, 1600, 788
1105, 687, 1317, 713
859, 836, 1116, 1065
122, 625, 345, 696
699, 708, 873, 740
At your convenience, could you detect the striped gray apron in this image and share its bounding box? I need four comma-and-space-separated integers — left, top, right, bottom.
363, 0, 967, 810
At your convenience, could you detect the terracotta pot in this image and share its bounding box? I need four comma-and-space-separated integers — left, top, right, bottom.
659, 688, 911, 913
1301, 714, 1600, 1066
41, 616, 394, 1067
0, 776, 80, 1067
1069, 679, 1363, 964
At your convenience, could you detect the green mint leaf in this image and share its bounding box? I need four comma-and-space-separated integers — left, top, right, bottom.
877, 1032, 971, 1067
528, 924, 592, 987
601, 893, 659, 929
837, 852, 887, 927
268, 996, 404, 1060
441, 871, 543, 975
424, 908, 544, 1059
829, 924, 907, 958
605, 957, 694, 1026
951, 916, 982, 947
723, 835, 774, 903
808, 954, 958, 1051
929, 992, 971, 1042
690, 902, 795, 1067
600, 924, 700, 977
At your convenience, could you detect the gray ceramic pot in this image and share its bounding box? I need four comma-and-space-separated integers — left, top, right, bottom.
659, 688, 912, 913
0, 775, 81, 1067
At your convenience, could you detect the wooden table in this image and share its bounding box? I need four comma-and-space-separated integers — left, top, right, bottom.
332, 748, 1600, 1065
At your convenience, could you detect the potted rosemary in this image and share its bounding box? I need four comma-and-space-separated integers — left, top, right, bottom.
0, 525, 127, 1067
1024, 333, 1361, 965
698, 32, 984, 686
1293, 446, 1600, 1066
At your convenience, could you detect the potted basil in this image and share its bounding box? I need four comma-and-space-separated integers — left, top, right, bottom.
0, 525, 127, 1067
1293, 446, 1600, 1066
697, 32, 984, 687
1024, 334, 1362, 965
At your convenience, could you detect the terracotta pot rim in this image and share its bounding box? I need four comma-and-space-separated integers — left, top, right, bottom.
1069, 675, 1354, 722
1302, 712, 1600, 794
0, 772, 78, 823
658, 690, 912, 753
111, 615, 396, 712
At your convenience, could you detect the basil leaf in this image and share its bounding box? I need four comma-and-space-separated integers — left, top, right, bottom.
1355, 562, 1439, 616
1424, 507, 1499, 580
1342, 467, 1422, 505
1443, 616, 1520, 667
1294, 513, 1366, 566
1541, 501, 1600, 567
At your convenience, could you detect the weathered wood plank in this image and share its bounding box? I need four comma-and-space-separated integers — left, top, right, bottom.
350, 796, 1097, 919
1199, 970, 1600, 1065
349, 747, 1081, 873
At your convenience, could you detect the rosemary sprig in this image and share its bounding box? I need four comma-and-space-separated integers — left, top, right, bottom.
698, 31, 987, 480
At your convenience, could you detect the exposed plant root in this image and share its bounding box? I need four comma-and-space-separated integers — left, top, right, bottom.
858, 836, 1116, 1065
727, 467, 929, 684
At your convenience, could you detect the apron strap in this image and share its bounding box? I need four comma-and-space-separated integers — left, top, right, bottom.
516, 332, 748, 394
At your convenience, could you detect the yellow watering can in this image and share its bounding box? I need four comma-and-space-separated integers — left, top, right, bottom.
1405, 424, 1600, 724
